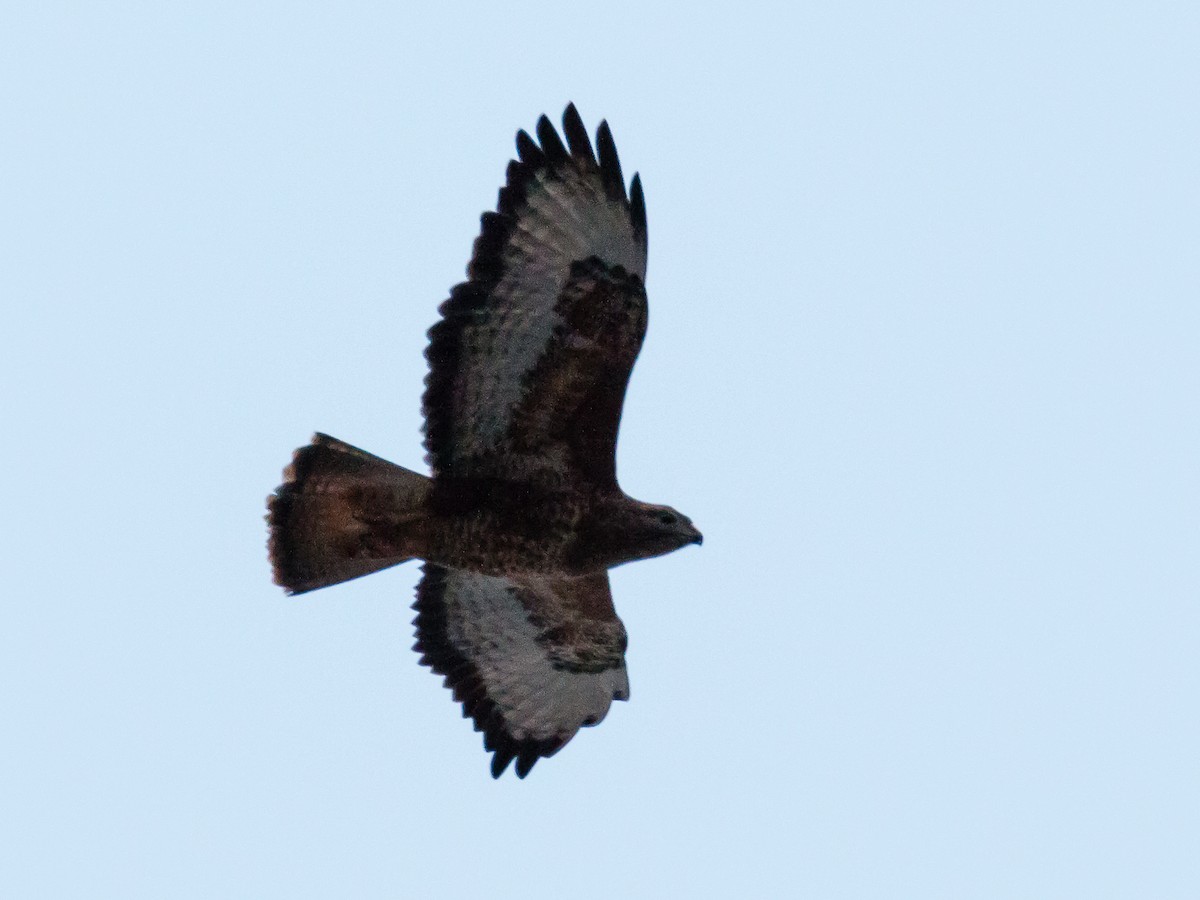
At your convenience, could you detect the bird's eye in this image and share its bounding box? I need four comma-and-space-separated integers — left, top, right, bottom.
658, 511, 677, 526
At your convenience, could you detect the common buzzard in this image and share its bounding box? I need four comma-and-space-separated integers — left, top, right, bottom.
268, 105, 701, 778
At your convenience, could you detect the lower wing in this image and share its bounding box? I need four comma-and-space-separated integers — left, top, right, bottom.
413, 564, 629, 778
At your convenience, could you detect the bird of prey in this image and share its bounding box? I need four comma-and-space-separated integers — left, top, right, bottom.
268, 104, 701, 778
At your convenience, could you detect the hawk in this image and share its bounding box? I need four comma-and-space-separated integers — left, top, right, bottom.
268, 105, 701, 778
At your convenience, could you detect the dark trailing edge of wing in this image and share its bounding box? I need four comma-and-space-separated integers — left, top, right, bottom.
422, 104, 648, 474
412, 564, 566, 778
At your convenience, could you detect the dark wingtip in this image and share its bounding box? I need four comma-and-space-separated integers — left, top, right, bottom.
630, 172, 647, 251
536, 114, 568, 163
515, 751, 539, 779
561, 103, 595, 164
515, 129, 542, 164
491, 749, 515, 779
595, 120, 626, 202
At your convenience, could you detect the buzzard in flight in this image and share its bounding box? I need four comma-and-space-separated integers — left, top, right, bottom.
268, 105, 701, 778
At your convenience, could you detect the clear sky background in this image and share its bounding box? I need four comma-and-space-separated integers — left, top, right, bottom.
3, 2, 1198, 897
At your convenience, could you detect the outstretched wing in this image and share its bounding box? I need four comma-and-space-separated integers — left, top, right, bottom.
413, 564, 630, 778
423, 104, 649, 489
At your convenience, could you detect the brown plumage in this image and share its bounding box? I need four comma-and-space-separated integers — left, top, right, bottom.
267, 105, 701, 778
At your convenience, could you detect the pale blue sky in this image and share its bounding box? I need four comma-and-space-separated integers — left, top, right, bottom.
3, 2, 1198, 897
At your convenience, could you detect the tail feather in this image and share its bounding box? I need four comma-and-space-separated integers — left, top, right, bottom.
267, 433, 431, 595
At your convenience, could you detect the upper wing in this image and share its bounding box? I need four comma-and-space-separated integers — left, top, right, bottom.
413, 564, 630, 778
423, 104, 649, 488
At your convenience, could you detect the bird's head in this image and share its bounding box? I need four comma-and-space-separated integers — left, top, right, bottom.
627, 502, 703, 560
573, 497, 703, 572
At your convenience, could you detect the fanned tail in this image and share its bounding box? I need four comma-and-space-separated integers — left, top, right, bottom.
267, 433, 431, 595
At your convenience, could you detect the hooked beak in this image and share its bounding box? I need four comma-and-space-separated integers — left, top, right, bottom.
689, 527, 704, 546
